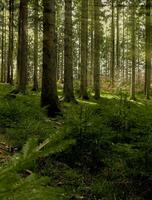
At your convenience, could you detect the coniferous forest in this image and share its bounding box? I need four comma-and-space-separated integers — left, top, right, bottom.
0, 0, 152, 199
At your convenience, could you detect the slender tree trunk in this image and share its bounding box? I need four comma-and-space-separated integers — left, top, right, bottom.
130, 0, 136, 100
145, 0, 151, 99
90, 0, 94, 87
94, 0, 100, 99
116, 0, 120, 77
122, 2, 125, 84
126, 18, 129, 83
17, 0, 28, 93
7, 0, 14, 84
1, 8, 4, 82
80, 0, 89, 99
41, 0, 60, 117
110, 0, 115, 87
4, 8, 7, 83
32, 0, 39, 91
137, 15, 140, 85
64, 0, 75, 102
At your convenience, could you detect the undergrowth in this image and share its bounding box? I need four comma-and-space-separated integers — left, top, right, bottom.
0, 85, 152, 200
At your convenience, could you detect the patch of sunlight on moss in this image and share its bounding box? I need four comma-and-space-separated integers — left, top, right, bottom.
133, 100, 144, 106
102, 93, 119, 99
77, 99, 97, 106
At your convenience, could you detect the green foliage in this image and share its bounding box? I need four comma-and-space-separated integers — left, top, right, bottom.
60, 104, 111, 171
0, 132, 75, 200
1, 85, 152, 200
55, 97, 152, 199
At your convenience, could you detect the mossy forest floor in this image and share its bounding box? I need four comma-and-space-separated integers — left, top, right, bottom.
0, 83, 152, 200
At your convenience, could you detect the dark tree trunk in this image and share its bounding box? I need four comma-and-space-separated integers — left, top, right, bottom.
1, 8, 4, 83
7, 0, 14, 84
17, 0, 28, 93
110, 0, 115, 87
64, 0, 75, 102
145, 0, 151, 99
80, 0, 89, 99
94, 0, 101, 99
41, 0, 60, 117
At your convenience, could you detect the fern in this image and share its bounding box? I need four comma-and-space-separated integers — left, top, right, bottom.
0, 132, 75, 200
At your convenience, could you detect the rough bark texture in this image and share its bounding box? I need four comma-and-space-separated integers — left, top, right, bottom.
80, 0, 89, 99
41, 0, 60, 117
64, 0, 75, 102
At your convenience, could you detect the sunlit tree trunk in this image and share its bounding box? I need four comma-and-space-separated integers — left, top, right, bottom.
7, 0, 14, 84
32, 0, 39, 91
130, 0, 136, 100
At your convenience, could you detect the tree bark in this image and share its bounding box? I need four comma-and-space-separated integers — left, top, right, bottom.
94, 0, 100, 99
130, 0, 136, 100
64, 0, 75, 102
116, 0, 120, 77
32, 0, 39, 91
1, 8, 4, 83
17, 0, 28, 93
41, 0, 60, 117
145, 0, 151, 99
7, 0, 14, 84
80, 0, 89, 99
110, 0, 115, 87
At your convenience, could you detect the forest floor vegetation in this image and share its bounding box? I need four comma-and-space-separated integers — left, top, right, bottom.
0, 84, 152, 200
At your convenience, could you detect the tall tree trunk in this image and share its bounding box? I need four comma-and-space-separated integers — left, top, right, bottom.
116, 0, 120, 77
137, 14, 140, 85
41, 0, 60, 117
4, 8, 7, 83
17, 0, 28, 93
7, 0, 14, 84
130, 0, 136, 100
110, 0, 115, 87
32, 0, 39, 91
122, 2, 125, 83
145, 0, 151, 99
64, 0, 75, 102
1, 8, 4, 82
80, 0, 89, 99
126, 18, 129, 84
94, 0, 100, 99
90, 0, 94, 87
